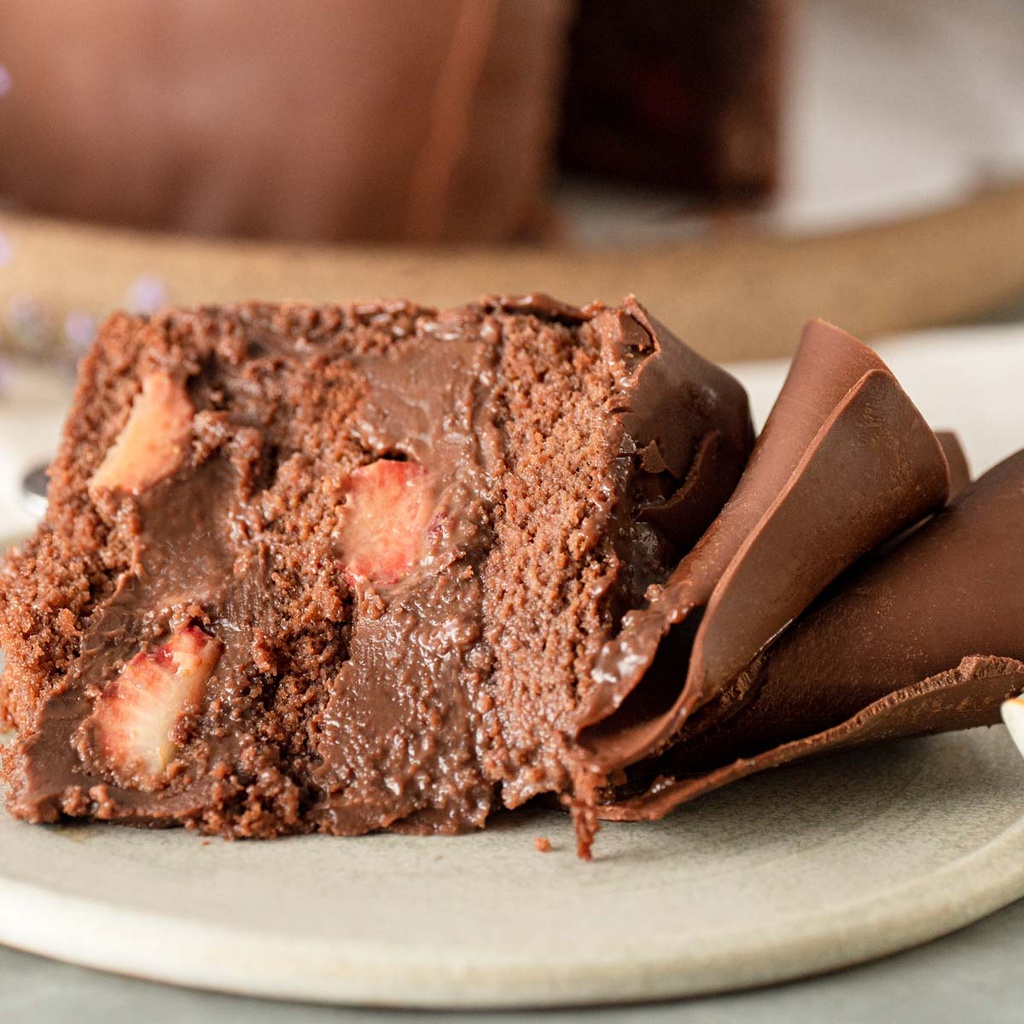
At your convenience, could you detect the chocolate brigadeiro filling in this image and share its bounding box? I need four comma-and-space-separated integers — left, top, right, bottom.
1, 298, 1021, 858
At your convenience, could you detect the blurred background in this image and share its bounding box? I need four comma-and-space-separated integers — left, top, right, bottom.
1, 0, 1022, 244
1, 0, 1023, 356
0, 0, 1023, 537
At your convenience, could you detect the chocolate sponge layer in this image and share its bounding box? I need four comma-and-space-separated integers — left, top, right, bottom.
0, 295, 751, 843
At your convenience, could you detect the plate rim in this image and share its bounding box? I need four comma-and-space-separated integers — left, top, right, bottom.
1, 735, 1024, 1009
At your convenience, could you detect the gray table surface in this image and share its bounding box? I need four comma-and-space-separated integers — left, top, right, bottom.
4, 896, 1024, 1024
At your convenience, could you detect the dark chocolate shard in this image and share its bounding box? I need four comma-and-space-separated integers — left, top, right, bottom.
577, 320, 951, 775
936, 430, 971, 497
602, 450, 1024, 820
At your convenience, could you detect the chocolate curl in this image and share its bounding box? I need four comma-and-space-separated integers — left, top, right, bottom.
603, 451, 1024, 820
578, 320, 951, 773
609, 300, 755, 553
936, 430, 971, 497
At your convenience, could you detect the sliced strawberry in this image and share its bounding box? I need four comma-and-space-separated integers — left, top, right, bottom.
337, 460, 433, 585
83, 626, 223, 789
89, 371, 194, 496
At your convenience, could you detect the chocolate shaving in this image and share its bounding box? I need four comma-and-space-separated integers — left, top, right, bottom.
578, 320, 952, 778
601, 450, 1024, 819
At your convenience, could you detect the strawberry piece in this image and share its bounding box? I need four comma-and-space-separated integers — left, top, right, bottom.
84, 626, 223, 789
337, 460, 433, 585
89, 371, 193, 496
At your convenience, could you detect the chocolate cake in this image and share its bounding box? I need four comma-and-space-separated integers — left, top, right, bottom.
0, 296, 752, 848
2, 297, 1022, 857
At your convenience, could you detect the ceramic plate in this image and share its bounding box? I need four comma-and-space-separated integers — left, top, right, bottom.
2, 325, 1024, 1007
0, 729, 1023, 1007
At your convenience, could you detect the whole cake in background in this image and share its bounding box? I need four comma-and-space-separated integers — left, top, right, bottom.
0, 0, 781, 243
0, 0, 572, 243
1, 294, 1022, 858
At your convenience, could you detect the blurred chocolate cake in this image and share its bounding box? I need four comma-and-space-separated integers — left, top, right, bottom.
0, 0, 572, 243
557, 0, 784, 200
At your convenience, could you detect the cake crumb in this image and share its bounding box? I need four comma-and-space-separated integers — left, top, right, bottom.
534, 836, 552, 853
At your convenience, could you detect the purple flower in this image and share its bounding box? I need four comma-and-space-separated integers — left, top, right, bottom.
0, 356, 14, 397
125, 274, 167, 315
64, 309, 98, 357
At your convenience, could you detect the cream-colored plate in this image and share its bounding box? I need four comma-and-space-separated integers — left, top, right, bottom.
1, 727, 1023, 1008
2, 325, 1024, 1007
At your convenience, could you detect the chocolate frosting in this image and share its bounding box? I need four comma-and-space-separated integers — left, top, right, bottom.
577, 320, 952, 775
603, 450, 1024, 820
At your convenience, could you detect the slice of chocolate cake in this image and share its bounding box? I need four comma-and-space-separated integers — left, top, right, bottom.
4, 296, 1022, 858
0, 295, 752, 848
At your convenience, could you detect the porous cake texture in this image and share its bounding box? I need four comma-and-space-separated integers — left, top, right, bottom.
0, 295, 751, 852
